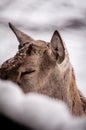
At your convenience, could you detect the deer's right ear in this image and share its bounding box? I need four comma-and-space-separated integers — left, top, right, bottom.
50, 30, 65, 63
9, 22, 33, 49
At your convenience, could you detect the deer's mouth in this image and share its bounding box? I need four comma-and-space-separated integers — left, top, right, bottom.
21, 69, 35, 78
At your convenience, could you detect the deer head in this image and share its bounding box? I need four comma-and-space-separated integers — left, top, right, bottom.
0, 23, 86, 116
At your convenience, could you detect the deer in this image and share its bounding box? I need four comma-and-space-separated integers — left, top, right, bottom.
0, 23, 86, 116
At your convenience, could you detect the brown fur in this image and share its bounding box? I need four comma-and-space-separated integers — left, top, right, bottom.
0, 23, 86, 116
67, 68, 84, 116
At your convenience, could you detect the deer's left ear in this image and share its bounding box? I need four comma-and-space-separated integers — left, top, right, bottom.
9, 22, 33, 49
50, 30, 65, 63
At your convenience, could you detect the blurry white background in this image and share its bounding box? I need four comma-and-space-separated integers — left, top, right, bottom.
0, 0, 86, 95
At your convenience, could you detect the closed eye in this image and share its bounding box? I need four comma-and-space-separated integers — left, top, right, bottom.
21, 70, 35, 78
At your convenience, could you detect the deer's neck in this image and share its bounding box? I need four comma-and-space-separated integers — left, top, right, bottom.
67, 68, 84, 116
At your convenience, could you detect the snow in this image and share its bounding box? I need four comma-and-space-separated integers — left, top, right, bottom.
0, 80, 86, 130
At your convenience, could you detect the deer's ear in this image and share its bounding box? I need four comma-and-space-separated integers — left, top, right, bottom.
50, 30, 65, 63
9, 22, 33, 49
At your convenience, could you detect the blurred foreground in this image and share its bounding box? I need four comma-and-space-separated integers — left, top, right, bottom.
0, 0, 86, 95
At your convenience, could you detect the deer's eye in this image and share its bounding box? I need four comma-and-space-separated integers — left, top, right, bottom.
21, 70, 35, 78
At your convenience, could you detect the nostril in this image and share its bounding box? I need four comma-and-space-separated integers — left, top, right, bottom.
17, 81, 21, 86
0, 70, 9, 80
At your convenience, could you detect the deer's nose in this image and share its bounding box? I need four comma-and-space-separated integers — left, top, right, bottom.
0, 68, 9, 80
